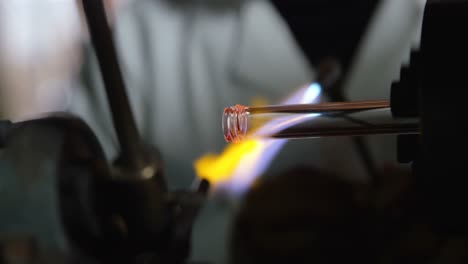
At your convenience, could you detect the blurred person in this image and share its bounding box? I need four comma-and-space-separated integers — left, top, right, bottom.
69, 0, 427, 262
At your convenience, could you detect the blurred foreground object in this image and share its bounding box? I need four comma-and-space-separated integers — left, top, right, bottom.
230, 168, 375, 264
231, 166, 468, 264
0, 236, 38, 264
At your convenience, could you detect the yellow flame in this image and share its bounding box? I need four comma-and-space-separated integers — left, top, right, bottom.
194, 139, 261, 184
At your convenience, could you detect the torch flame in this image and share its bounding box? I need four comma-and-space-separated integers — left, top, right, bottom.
194, 83, 322, 195
194, 139, 260, 185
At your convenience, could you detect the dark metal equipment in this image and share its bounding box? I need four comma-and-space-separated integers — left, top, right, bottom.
415, 0, 468, 235
1, 0, 208, 263
383, 0, 468, 238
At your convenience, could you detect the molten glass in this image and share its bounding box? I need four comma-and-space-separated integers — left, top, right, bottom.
222, 104, 249, 143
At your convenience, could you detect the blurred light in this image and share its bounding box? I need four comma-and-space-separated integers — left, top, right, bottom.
301, 83, 322, 104
194, 140, 260, 185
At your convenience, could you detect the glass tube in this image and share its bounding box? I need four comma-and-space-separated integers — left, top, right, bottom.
222, 100, 419, 143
